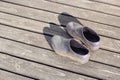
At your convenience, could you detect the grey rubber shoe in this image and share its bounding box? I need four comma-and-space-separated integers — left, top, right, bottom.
66, 22, 100, 51
51, 35, 90, 64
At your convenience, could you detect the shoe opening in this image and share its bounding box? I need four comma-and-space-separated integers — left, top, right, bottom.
83, 27, 100, 42
70, 40, 89, 55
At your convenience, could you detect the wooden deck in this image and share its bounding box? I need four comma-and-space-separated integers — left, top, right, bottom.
0, 0, 120, 80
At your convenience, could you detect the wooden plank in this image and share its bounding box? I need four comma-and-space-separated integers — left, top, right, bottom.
90, 0, 120, 7
1, 0, 120, 28
0, 70, 33, 80
0, 1, 120, 40
45, 0, 120, 17
0, 23, 120, 67
0, 0, 119, 80
0, 12, 119, 53
0, 2, 120, 39
0, 36, 120, 80
0, 53, 95, 80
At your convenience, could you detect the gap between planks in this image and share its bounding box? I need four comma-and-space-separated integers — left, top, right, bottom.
0, 52, 98, 80
0, 68, 35, 80
0, 23, 120, 67
45, 0, 120, 17
89, 0, 120, 8
0, 0, 120, 28
0, 34, 120, 80
0, 0, 120, 41
0, 11, 120, 53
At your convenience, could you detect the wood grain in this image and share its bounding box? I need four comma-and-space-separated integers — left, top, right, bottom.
0, 23, 120, 67
45, 0, 120, 17
0, 0, 120, 80
0, 1, 120, 40
0, 0, 120, 28
0, 37, 120, 80
89, 0, 120, 7
0, 53, 95, 80
0, 12, 119, 53
0, 70, 33, 80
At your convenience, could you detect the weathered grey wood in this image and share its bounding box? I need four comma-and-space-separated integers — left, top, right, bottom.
46, 0, 120, 17
90, 0, 120, 6
0, 37, 120, 80
0, 0, 119, 80
0, 12, 119, 53
0, 70, 33, 80
0, 1, 120, 40
1, 0, 120, 27
0, 53, 95, 80
0, 23, 120, 67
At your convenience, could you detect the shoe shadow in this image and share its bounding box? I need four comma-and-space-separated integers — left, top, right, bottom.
58, 12, 83, 27
58, 12, 85, 45
43, 23, 70, 48
43, 12, 83, 49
